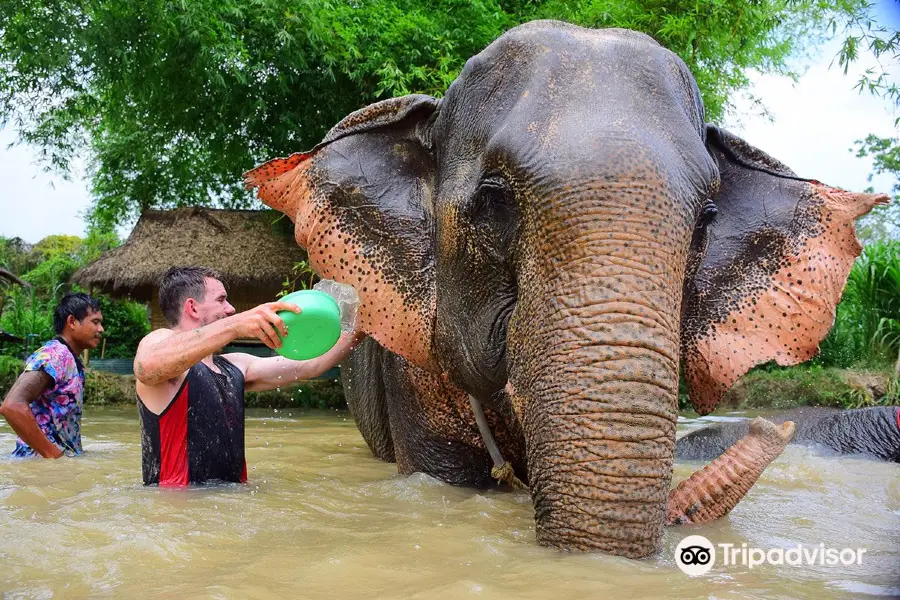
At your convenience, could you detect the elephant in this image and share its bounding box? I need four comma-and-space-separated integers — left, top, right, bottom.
245, 21, 887, 558
676, 406, 900, 462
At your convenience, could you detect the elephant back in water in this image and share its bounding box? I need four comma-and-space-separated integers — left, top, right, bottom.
246, 21, 887, 558
677, 406, 900, 462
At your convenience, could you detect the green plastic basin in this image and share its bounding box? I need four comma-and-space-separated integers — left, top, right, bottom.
275, 290, 341, 360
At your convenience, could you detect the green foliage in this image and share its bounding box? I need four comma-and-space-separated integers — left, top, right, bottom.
679, 363, 895, 412
277, 260, 319, 297
245, 378, 347, 410
1, 233, 93, 355
835, 8, 900, 121
0, 355, 23, 396
0, 0, 874, 228
95, 296, 150, 359
855, 134, 900, 190
853, 134, 900, 243
817, 240, 900, 368
0, 286, 54, 356
78, 228, 120, 265
681, 364, 894, 412
0, 232, 149, 360
82, 370, 136, 406
736, 366, 863, 410
0, 237, 39, 276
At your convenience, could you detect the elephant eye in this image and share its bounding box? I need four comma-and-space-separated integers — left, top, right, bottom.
469, 173, 519, 255
473, 175, 514, 213
697, 198, 718, 229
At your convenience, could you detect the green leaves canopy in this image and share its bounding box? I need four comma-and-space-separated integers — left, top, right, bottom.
0, 0, 872, 227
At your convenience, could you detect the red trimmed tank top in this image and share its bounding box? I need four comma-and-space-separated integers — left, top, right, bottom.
138, 356, 247, 486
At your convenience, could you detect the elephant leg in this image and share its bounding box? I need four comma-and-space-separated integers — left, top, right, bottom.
666, 418, 795, 526
381, 353, 527, 488
342, 337, 396, 462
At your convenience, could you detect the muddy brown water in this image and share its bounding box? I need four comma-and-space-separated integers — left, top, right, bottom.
1, 407, 898, 599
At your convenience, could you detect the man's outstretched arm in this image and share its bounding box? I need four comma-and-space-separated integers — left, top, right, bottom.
0, 371, 62, 459
233, 331, 367, 392
134, 302, 301, 386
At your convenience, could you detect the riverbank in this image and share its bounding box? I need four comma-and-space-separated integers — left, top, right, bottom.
0, 355, 347, 410
1, 355, 896, 411
679, 364, 898, 415
81, 369, 348, 409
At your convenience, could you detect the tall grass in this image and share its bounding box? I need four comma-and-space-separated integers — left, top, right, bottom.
818, 240, 900, 371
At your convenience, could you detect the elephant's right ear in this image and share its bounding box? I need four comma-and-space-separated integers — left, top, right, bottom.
682, 125, 888, 415
245, 95, 440, 369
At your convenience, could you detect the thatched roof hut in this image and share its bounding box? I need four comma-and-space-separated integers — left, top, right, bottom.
73, 207, 307, 332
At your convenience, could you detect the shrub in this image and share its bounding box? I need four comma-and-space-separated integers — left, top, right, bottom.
245, 378, 347, 410
94, 297, 150, 359
0, 355, 23, 397
84, 369, 137, 405
720, 365, 894, 411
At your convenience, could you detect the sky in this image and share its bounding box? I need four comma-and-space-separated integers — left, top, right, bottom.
0, 5, 898, 244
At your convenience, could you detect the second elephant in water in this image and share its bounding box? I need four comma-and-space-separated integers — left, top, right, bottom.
677, 406, 900, 462
246, 21, 886, 558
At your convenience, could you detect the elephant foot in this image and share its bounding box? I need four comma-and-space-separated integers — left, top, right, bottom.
665, 417, 795, 526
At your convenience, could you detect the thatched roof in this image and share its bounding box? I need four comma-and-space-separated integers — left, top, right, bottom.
72, 207, 307, 299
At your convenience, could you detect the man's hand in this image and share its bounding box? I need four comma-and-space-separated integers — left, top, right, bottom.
225, 302, 301, 350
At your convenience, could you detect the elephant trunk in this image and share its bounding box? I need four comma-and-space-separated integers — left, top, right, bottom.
507, 191, 690, 558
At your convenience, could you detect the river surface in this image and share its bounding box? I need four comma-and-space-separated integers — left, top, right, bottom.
1, 407, 898, 599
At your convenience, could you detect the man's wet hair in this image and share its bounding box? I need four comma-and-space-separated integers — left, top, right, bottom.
53, 293, 101, 334
158, 266, 222, 327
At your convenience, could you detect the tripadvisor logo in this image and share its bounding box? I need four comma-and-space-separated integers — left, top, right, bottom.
675, 535, 716, 576
674, 535, 868, 576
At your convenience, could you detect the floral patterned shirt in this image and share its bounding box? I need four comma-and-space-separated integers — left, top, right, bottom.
11, 338, 85, 458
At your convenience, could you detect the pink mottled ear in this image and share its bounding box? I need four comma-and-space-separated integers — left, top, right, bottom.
245, 95, 440, 370
243, 153, 314, 217
681, 126, 889, 415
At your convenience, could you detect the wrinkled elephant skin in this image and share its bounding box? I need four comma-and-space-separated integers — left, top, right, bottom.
246, 21, 887, 558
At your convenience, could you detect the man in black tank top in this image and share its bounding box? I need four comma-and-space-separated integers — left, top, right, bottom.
134, 266, 364, 486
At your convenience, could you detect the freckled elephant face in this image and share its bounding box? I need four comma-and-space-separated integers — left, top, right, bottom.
246, 21, 886, 558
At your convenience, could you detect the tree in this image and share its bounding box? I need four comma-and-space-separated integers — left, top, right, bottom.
834, 2, 899, 241
0, 267, 29, 322
0, 231, 148, 360
854, 133, 900, 243
0, 0, 875, 229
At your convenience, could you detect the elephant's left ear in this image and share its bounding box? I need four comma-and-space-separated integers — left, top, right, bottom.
682, 125, 889, 415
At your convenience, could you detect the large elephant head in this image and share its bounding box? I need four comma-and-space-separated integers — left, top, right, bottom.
246, 21, 886, 557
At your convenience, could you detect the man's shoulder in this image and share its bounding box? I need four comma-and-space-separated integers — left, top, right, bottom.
30, 337, 64, 356
218, 352, 253, 374
25, 338, 74, 373
139, 328, 174, 344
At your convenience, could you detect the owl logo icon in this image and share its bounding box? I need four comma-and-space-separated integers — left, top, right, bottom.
675, 535, 716, 576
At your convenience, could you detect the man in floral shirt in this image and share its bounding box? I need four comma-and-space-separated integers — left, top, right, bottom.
0, 293, 103, 458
